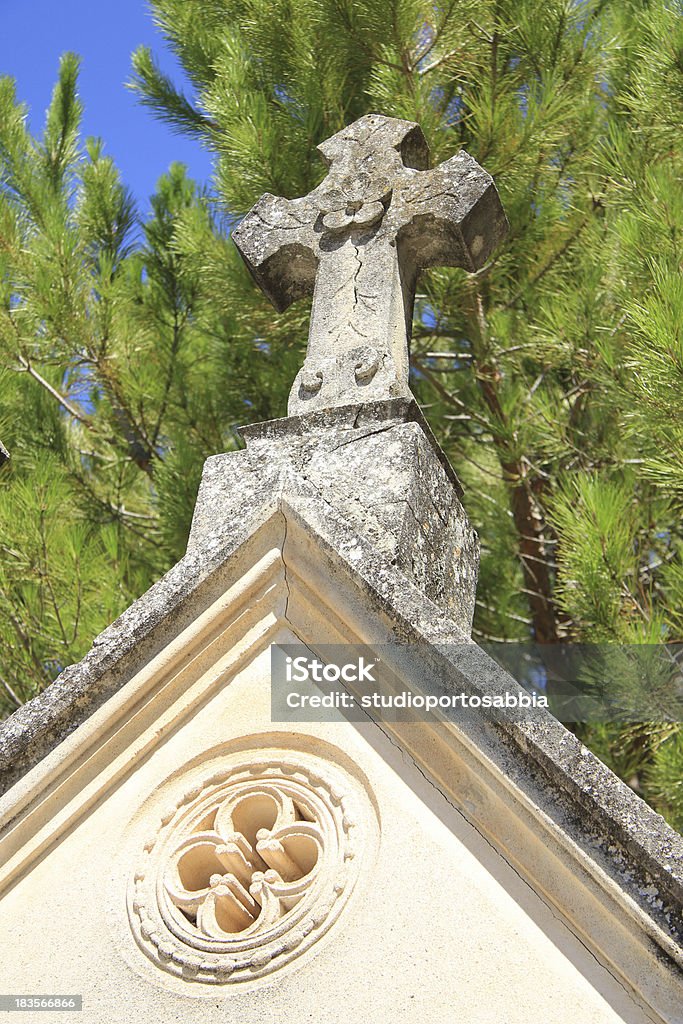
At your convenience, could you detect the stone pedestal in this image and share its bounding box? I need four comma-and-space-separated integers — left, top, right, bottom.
188, 399, 479, 633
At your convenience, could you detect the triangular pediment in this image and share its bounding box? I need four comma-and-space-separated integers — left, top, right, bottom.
1, 488, 682, 1022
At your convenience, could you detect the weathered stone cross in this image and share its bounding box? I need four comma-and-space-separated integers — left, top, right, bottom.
233, 113, 507, 415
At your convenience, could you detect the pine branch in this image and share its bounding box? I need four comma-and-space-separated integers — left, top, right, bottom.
502, 217, 590, 311
0, 674, 23, 709
17, 356, 94, 430
414, 0, 459, 66
412, 356, 497, 432
468, 287, 561, 643
476, 600, 532, 626
418, 50, 460, 77
151, 311, 183, 449
38, 506, 70, 650
129, 47, 217, 139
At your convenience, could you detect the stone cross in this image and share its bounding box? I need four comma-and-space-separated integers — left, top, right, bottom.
233, 113, 507, 415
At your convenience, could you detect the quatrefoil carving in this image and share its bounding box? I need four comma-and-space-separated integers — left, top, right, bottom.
128, 751, 370, 984
165, 786, 323, 938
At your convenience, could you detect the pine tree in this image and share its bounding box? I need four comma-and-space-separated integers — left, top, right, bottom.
0, 53, 295, 707
1, 2, 682, 829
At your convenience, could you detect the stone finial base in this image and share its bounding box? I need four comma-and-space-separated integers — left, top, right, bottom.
188, 399, 479, 633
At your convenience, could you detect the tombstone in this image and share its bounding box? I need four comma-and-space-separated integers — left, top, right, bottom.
0, 115, 681, 1024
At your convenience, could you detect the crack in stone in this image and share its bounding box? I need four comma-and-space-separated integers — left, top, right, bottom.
323, 244, 371, 345
278, 503, 292, 622
325, 422, 398, 453
344, 244, 372, 343
326, 253, 361, 305
403, 186, 460, 207
350, 243, 363, 312
248, 208, 312, 233
356, 289, 379, 314
348, 323, 370, 341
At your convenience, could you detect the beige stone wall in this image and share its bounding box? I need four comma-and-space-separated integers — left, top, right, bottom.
1, 637, 653, 1023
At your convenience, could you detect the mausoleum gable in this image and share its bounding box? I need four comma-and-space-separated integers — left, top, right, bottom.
0, 113, 681, 1024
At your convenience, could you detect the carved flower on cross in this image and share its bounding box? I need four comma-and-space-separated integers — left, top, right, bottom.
320, 171, 392, 233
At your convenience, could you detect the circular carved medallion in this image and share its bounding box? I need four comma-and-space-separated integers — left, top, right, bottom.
128, 750, 368, 983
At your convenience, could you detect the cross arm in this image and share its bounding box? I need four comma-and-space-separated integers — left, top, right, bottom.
232, 193, 319, 312
390, 151, 508, 273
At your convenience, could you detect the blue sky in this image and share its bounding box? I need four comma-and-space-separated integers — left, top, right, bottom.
0, 0, 213, 212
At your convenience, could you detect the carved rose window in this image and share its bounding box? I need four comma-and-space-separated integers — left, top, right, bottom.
167, 785, 325, 937
129, 752, 368, 983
